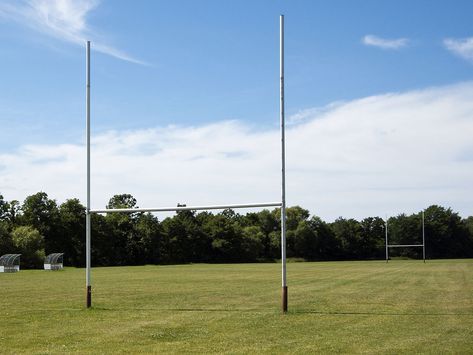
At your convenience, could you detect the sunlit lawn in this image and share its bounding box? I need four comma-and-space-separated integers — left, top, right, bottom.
1, 260, 472, 354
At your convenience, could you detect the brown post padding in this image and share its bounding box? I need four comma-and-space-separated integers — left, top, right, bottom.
87, 286, 92, 308
282, 286, 288, 313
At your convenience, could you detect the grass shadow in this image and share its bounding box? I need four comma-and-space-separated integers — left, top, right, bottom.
293, 309, 473, 317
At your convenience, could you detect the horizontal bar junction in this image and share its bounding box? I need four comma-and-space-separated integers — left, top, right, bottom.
90, 202, 282, 214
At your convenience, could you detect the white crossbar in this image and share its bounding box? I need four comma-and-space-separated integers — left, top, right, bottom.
90, 202, 282, 214
387, 244, 424, 248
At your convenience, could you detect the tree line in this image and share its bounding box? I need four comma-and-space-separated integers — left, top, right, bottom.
1, 192, 472, 268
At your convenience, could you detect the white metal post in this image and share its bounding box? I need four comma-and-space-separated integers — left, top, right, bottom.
90, 202, 281, 214
86, 41, 92, 308
422, 210, 425, 263
280, 14, 287, 313
385, 216, 388, 263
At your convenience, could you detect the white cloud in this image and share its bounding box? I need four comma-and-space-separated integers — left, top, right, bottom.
362, 35, 409, 50
444, 37, 473, 63
288, 101, 345, 125
1, 83, 473, 221
0, 0, 145, 65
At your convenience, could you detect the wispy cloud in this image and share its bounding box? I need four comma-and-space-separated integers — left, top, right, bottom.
362, 34, 409, 50
0, 0, 145, 65
2, 83, 473, 220
288, 101, 345, 125
444, 37, 473, 63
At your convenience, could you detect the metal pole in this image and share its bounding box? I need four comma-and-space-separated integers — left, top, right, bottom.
90, 202, 282, 214
422, 210, 425, 263
385, 216, 388, 263
280, 14, 287, 313
387, 244, 424, 248
86, 41, 92, 308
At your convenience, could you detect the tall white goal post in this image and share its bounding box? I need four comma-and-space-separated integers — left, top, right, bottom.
85, 16, 288, 312
385, 211, 426, 263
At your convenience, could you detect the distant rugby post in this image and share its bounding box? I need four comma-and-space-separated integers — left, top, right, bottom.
385, 211, 426, 263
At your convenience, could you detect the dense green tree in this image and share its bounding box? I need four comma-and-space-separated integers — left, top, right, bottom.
203, 212, 245, 262
296, 216, 338, 260
0, 194, 8, 220
254, 209, 279, 259
241, 225, 265, 260
278, 206, 310, 258
464, 216, 473, 237
424, 205, 472, 258
282, 206, 311, 231
11, 226, 45, 268
161, 210, 210, 264
59, 199, 86, 266
359, 217, 385, 259
90, 213, 115, 266
0, 195, 13, 254
292, 220, 316, 259
20, 192, 61, 254
386, 214, 421, 259
0, 196, 20, 225
0, 221, 12, 255
331, 218, 363, 259
135, 213, 162, 264
6, 200, 20, 225
104, 194, 141, 265
107, 194, 138, 210
2, 190, 473, 266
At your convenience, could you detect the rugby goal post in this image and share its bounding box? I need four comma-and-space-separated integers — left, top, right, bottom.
85, 15, 288, 312
385, 211, 426, 263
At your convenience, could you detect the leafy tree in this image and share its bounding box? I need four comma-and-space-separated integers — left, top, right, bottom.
0, 198, 20, 225
464, 216, 473, 237
241, 225, 265, 261
0, 195, 13, 254
241, 209, 279, 259
386, 214, 421, 259
107, 194, 138, 210
11, 226, 45, 268
293, 220, 316, 259
3, 189, 473, 265
59, 199, 86, 266
104, 194, 141, 265
359, 217, 385, 259
160, 209, 213, 264
268, 231, 281, 259
91, 213, 115, 266
424, 205, 472, 258
135, 213, 162, 264
299, 216, 338, 260
330, 218, 363, 259
0, 221, 12, 255
203, 212, 245, 262
20, 192, 61, 254
283, 206, 310, 231
0, 194, 8, 220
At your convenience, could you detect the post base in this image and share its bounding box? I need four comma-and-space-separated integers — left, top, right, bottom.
282, 286, 288, 313
86, 286, 92, 308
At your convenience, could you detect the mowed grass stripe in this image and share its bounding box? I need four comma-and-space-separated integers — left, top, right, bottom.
1, 260, 472, 354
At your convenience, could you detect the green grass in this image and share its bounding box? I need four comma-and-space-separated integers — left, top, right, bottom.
1, 260, 473, 354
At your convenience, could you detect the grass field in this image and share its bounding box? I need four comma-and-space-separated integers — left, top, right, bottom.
1, 260, 473, 354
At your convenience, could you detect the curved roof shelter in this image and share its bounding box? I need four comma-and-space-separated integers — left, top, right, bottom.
0, 254, 21, 272
45, 253, 64, 264
44, 253, 64, 270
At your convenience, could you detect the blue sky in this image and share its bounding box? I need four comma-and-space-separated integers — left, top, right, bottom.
1, 0, 473, 220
